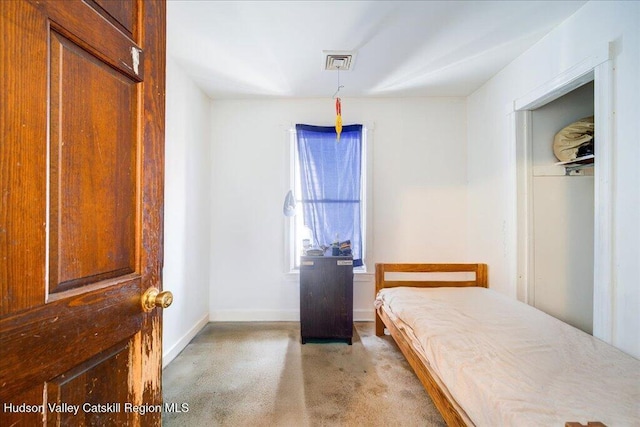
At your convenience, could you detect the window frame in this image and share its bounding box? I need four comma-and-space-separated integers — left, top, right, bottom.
286, 126, 371, 274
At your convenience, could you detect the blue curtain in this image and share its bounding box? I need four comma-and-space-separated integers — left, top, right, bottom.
296, 124, 363, 267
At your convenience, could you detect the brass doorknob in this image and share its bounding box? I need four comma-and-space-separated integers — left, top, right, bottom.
141, 287, 173, 312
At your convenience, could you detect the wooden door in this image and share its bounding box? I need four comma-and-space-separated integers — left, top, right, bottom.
0, 0, 166, 425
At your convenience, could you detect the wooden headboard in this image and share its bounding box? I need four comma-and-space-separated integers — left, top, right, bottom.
375, 263, 488, 293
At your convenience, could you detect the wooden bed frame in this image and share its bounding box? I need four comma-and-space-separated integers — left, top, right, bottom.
374, 263, 488, 427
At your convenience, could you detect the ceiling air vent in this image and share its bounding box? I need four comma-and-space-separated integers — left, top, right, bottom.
323, 51, 356, 71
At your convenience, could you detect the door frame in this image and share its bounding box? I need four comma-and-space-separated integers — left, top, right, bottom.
509, 43, 615, 343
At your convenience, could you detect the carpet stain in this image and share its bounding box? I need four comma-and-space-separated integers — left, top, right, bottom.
163, 322, 445, 427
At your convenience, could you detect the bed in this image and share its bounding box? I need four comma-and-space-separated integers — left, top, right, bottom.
374, 263, 639, 427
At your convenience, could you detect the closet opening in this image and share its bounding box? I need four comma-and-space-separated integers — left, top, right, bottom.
513, 53, 614, 342
528, 81, 595, 334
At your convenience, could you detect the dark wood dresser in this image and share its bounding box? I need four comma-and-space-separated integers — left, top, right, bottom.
299, 256, 353, 344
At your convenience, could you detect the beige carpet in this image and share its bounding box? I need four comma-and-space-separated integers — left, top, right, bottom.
162, 322, 445, 426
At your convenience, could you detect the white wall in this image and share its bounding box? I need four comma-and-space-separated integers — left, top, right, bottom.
163, 57, 211, 367
209, 97, 468, 322
467, 1, 640, 357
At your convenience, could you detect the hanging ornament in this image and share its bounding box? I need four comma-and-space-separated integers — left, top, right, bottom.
335, 97, 342, 141
332, 66, 344, 142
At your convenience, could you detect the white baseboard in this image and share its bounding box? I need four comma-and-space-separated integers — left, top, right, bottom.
208, 309, 375, 322
354, 309, 375, 322
162, 314, 209, 368
209, 309, 299, 321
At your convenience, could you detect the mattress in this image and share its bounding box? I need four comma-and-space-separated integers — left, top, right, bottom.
375, 287, 640, 426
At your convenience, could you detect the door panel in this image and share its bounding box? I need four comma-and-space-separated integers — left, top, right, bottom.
0, 0, 166, 425
49, 29, 137, 293
46, 342, 131, 426
90, 0, 136, 37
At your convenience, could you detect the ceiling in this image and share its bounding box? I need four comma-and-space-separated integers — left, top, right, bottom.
167, 1, 587, 99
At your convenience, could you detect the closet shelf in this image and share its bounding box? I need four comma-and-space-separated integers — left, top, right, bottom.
555, 154, 594, 174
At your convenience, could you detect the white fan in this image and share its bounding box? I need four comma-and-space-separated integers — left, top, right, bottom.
283, 190, 296, 217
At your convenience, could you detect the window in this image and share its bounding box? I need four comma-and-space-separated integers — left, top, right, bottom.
288, 124, 368, 271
